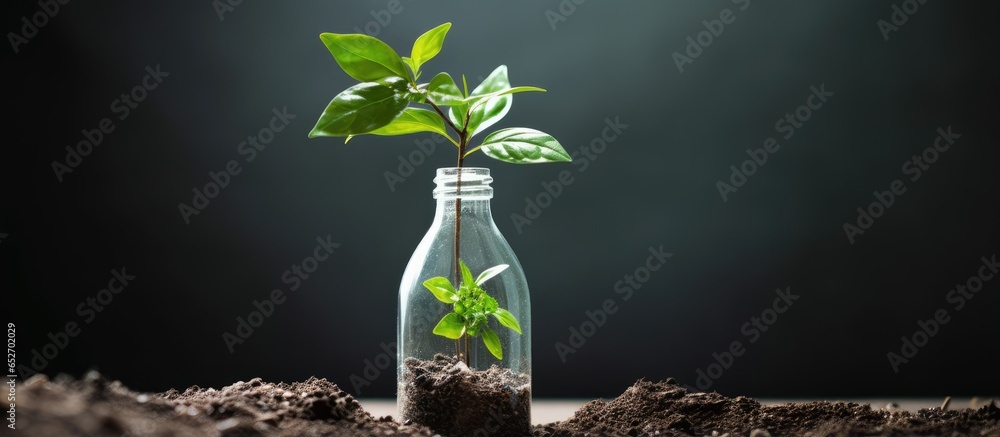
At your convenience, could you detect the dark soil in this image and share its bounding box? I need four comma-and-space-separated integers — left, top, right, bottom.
13, 371, 999, 436
401, 354, 531, 436
16, 371, 434, 436
537, 379, 1000, 436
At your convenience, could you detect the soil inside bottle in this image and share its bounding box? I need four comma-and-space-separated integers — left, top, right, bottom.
401, 354, 531, 437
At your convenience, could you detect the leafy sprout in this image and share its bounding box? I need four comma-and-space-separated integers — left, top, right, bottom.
422, 261, 521, 360
307, 22, 571, 166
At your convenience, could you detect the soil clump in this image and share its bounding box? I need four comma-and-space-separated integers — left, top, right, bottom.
15, 371, 999, 436
401, 354, 531, 436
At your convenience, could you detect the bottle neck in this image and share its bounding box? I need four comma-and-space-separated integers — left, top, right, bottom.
434, 197, 492, 219
433, 167, 493, 200
432, 167, 495, 224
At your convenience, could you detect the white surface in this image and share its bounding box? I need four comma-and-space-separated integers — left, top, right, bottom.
358, 399, 589, 425
358, 397, 998, 425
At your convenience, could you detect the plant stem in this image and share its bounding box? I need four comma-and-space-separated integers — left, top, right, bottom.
464, 334, 470, 367
454, 171, 463, 364
428, 102, 461, 137
455, 135, 468, 366
428, 100, 473, 367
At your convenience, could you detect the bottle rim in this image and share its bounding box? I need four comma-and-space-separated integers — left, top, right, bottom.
433, 167, 493, 200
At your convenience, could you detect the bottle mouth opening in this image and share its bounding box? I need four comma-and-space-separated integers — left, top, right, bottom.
433, 167, 493, 199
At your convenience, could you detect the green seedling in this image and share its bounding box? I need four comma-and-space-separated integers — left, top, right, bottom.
422, 260, 521, 361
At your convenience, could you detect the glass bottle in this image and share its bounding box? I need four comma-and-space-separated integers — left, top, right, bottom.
397, 167, 531, 436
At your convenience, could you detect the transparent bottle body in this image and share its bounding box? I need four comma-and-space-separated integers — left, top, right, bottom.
397, 168, 531, 423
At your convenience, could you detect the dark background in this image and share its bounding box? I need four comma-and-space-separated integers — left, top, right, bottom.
3, 1, 998, 399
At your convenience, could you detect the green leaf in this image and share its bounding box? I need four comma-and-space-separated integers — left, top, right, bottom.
448, 86, 544, 130
450, 65, 512, 138
464, 86, 545, 109
422, 276, 459, 303
482, 295, 498, 313
481, 328, 503, 359
319, 33, 409, 82
475, 264, 509, 286
479, 127, 572, 164
401, 56, 419, 80
369, 107, 451, 140
448, 102, 468, 129
410, 22, 451, 73
432, 313, 466, 339
467, 319, 482, 337
459, 260, 475, 288
493, 309, 522, 335
427, 73, 465, 107
308, 77, 410, 138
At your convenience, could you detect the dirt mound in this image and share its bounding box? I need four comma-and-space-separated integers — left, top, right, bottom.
537, 379, 1000, 436
16, 371, 433, 436
14, 372, 999, 436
